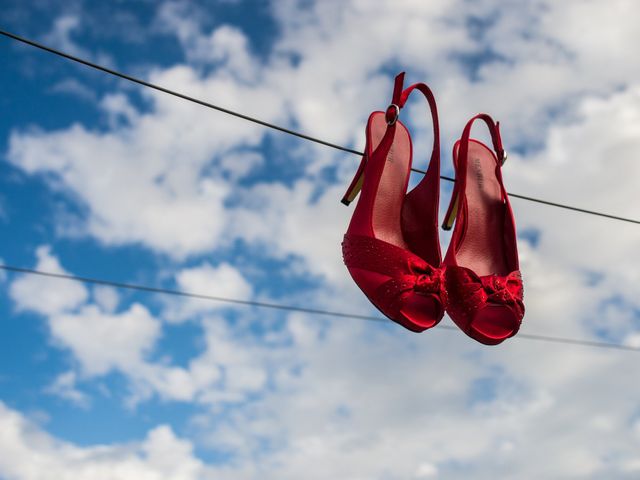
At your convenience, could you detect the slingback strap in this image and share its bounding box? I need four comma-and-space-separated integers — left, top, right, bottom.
342, 71, 406, 205
383, 77, 442, 185
442, 113, 506, 230
398, 82, 440, 173
340, 72, 441, 207
385, 71, 405, 125
459, 113, 506, 167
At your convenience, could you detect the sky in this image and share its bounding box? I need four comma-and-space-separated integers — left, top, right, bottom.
1, 0, 640, 478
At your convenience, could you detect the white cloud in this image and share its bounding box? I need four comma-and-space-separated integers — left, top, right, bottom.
45, 371, 90, 408
43, 15, 86, 57
415, 463, 438, 478
218, 150, 264, 180
0, 401, 208, 480
7, 247, 269, 406
504, 85, 640, 342
4, 1, 640, 478
11, 0, 640, 272
47, 303, 215, 404
42, 14, 114, 67
177, 262, 252, 300
50, 303, 161, 376
92, 285, 119, 313
9, 245, 88, 316
49, 78, 98, 102
8, 121, 232, 258
230, 179, 355, 285
95, 314, 272, 406
185, 308, 640, 480
8, 56, 284, 258
8, 248, 167, 399
156, 3, 258, 79
166, 261, 254, 322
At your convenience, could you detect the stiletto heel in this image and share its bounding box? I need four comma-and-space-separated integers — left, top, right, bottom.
341, 72, 445, 332
442, 114, 524, 345
442, 184, 459, 231
341, 150, 367, 206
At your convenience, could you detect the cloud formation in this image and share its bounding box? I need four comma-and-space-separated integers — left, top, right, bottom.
0, 401, 208, 480
2, 0, 640, 479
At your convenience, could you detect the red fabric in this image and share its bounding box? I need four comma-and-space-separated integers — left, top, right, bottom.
342, 234, 443, 328
340, 72, 445, 333
444, 266, 524, 337
440, 113, 524, 345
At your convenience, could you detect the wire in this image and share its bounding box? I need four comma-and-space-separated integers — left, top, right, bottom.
0, 264, 380, 321
1, 263, 639, 353
1, 28, 639, 226
0, 29, 361, 156
1, 30, 639, 349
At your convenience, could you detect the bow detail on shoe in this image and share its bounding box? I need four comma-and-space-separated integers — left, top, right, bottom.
341, 234, 445, 328
479, 272, 523, 306
342, 234, 442, 296
444, 267, 524, 318
413, 265, 442, 295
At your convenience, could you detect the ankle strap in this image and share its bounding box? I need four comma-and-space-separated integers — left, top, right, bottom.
460, 112, 507, 195
459, 113, 506, 165
341, 73, 441, 208
442, 113, 508, 230
399, 82, 440, 165
385, 72, 405, 125
384, 72, 440, 171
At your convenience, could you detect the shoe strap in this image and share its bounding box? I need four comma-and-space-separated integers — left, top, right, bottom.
443, 114, 508, 231
392, 77, 442, 264
398, 82, 440, 170
383, 73, 441, 176
458, 113, 507, 200
342, 71, 442, 246
384, 72, 405, 124
459, 113, 506, 166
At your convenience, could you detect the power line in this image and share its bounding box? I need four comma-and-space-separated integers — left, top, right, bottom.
0, 29, 361, 157
1, 30, 639, 350
1, 29, 639, 351
1, 263, 639, 353
1, 28, 639, 226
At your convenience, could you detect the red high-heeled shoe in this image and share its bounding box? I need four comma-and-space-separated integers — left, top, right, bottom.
341, 72, 444, 332
441, 114, 524, 345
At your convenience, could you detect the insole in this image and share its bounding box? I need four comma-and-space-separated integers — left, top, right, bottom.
369, 113, 411, 250
455, 140, 509, 277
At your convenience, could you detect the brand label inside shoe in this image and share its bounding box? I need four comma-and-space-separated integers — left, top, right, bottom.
472, 157, 484, 188
387, 145, 394, 163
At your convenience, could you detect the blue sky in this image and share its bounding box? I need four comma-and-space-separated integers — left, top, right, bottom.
2, 0, 640, 478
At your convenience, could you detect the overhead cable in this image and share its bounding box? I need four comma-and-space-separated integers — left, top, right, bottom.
1, 28, 638, 226
1, 263, 638, 353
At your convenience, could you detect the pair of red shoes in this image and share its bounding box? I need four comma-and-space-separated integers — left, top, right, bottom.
341, 72, 524, 345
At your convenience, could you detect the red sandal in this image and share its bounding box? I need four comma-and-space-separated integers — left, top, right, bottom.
442, 114, 524, 345
341, 72, 444, 332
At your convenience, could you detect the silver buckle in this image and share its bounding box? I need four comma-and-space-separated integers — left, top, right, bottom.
386, 104, 400, 125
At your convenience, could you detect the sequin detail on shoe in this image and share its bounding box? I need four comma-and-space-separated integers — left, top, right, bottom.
444, 266, 524, 335
342, 234, 444, 327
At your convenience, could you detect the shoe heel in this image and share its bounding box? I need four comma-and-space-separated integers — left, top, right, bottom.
442, 141, 462, 231
341, 152, 367, 206
442, 184, 459, 231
